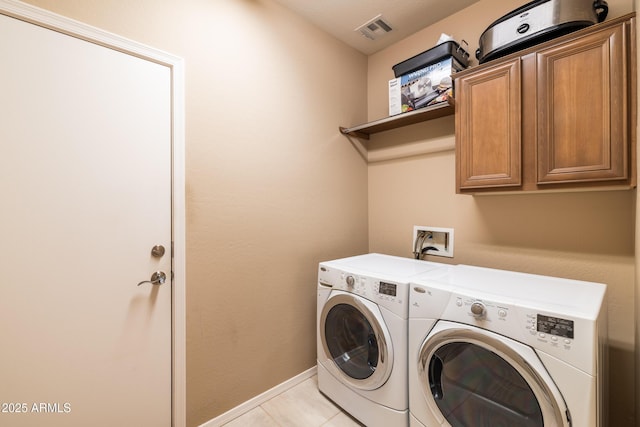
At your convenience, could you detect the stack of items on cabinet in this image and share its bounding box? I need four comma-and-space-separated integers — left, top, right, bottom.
388, 34, 469, 116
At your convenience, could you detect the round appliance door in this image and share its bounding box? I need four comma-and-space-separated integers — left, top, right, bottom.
418, 321, 570, 427
320, 291, 393, 391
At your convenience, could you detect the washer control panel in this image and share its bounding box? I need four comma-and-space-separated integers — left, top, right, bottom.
452, 296, 511, 323
378, 281, 398, 297
342, 274, 369, 296
410, 264, 602, 375
340, 273, 403, 302
446, 293, 578, 352
525, 313, 574, 345
321, 269, 408, 317
469, 301, 486, 318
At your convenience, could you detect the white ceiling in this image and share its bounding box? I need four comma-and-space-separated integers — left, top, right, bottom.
273, 0, 482, 55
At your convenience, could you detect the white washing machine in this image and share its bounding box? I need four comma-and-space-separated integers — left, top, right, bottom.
317, 253, 447, 427
408, 265, 607, 427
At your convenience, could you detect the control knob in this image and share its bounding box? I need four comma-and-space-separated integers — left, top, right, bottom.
346, 275, 355, 288
470, 301, 486, 318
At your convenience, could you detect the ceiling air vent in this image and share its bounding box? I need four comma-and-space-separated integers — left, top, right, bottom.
355, 14, 393, 40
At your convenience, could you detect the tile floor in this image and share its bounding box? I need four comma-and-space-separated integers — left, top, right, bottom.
222, 375, 364, 427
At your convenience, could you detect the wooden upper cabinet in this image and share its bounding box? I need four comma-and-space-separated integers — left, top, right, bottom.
537, 24, 627, 184
456, 58, 521, 189
455, 13, 636, 194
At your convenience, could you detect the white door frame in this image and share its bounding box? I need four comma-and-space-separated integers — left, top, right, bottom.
0, 1, 186, 426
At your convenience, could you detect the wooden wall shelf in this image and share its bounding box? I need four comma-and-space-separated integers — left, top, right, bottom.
339, 97, 454, 140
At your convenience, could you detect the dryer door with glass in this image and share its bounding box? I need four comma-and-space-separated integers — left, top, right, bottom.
320, 291, 393, 391
417, 321, 570, 427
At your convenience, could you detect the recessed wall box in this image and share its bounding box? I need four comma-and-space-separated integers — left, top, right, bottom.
412, 226, 454, 258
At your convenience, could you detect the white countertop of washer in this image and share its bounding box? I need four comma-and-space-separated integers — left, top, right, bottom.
411, 264, 607, 319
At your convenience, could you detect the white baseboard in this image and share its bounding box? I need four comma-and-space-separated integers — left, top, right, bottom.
198, 366, 318, 427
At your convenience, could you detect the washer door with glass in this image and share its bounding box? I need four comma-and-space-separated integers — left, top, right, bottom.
417, 321, 570, 427
320, 291, 393, 391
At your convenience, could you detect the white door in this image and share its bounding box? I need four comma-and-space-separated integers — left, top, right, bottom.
0, 10, 173, 427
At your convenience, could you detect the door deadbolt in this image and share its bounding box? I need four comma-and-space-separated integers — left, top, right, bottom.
151, 245, 165, 258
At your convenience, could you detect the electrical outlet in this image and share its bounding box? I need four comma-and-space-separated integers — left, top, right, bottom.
412, 226, 454, 258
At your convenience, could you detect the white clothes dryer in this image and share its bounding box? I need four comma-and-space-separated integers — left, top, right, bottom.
408, 265, 607, 427
317, 253, 447, 427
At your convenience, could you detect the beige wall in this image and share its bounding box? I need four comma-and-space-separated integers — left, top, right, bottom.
16, 0, 639, 425
20, 0, 369, 425
367, 0, 637, 425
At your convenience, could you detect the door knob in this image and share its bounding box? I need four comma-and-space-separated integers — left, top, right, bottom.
137, 271, 167, 286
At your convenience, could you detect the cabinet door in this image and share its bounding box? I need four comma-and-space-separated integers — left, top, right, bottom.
537, 23, 628, 183
456, 58, 522, 190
